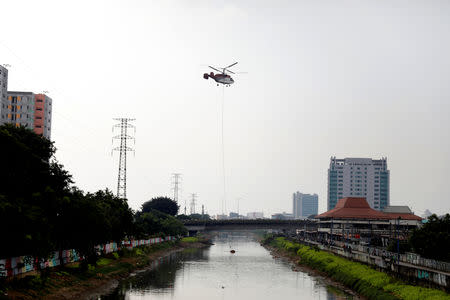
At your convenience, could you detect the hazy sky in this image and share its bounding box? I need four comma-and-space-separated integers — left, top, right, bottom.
1, 0, 449, 216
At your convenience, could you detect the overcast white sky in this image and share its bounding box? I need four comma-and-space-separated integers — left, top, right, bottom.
1, 0, 450, 216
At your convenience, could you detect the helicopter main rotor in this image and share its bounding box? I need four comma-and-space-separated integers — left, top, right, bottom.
209, 62, 238, 75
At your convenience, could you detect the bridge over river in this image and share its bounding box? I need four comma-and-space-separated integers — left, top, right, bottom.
183, 219, 317, 234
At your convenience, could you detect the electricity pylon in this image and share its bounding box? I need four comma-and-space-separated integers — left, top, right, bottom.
112, 118, 135, 199
172, 173, 182, 204
190, 193, 197, 215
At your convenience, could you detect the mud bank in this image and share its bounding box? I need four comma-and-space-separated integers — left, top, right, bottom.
263, 243, 363, 299
2, 241, 210, 300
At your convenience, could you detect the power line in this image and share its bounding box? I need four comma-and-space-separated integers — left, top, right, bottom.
112, 118, 135, 199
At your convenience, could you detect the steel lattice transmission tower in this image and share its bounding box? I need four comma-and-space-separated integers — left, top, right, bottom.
112, 118, 135, 199
171, 173, 182, 204
190, 193, 197, 215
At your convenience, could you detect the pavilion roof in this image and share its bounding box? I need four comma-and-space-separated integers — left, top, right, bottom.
316, 197, 422, 220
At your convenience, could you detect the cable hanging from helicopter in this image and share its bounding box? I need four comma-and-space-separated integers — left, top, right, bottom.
202, 62, 247, 214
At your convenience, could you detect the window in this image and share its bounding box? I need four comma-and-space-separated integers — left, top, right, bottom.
36, 125, 42, 128
36, 108, 42, 111
36, 116, 42, 120
37, 99, 43, 103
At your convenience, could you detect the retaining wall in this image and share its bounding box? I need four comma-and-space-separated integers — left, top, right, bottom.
0, 236, 175, 278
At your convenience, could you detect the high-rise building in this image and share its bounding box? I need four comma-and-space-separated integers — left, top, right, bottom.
293, 192, 318, 218
327, 157, 389, 211
0, 65, 8, 124
5, 92, 52, 139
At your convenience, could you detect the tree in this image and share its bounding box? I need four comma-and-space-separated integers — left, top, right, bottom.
0, 125, 136, 269
0, 125, 72, 259
134, 210, 186, 237
141, 197, 179, 216
409, 214, 450, 262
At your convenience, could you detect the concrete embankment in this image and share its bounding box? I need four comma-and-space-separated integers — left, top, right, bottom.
1, 239, 211, 300
262, 236, 450, 300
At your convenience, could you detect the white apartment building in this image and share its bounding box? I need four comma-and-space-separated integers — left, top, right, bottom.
0, 65, 8, 124
328, 157, 390, 211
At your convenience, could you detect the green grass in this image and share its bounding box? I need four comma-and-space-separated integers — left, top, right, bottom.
264, 237, 450, 300
97, 258, 114, 266
181, 237, 199, 243
65, 262, 80, 269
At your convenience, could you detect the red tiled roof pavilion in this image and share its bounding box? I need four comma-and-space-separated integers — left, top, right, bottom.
317, 197, 387, 219
316, 197, 421, 220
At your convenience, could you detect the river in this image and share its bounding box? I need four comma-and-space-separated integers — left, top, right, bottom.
102, 233, 355, 300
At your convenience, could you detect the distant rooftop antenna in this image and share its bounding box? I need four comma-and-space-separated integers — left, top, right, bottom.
112, 118, 135, 199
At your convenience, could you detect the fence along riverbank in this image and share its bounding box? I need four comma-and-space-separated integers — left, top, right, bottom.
265, 236, 450, 300
294, 236, 450, 289
0, 236, 176, 278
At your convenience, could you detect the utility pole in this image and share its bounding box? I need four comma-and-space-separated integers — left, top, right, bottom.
190, 193, 197, 215
112, 118, 135, 199
202, 204, 204, 218
171, 173, 182, 204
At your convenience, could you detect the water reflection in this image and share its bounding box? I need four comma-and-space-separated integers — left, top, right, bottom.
103, 234, 355, 300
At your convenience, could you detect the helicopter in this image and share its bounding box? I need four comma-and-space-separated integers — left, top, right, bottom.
203, 62, 239, 86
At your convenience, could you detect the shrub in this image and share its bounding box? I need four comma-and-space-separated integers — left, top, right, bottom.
268, 237, 450, 300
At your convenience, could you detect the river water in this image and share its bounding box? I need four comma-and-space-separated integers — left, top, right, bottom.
102, 233, 354, 300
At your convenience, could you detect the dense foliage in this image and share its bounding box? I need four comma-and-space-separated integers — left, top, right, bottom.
264, 236, 450, 300
0, 125, 185, 266
409, 214, 450, 262
135, 200, 186, 237
141, 197, 179, 216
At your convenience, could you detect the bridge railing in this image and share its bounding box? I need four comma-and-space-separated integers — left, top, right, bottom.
183, 219, 318, 226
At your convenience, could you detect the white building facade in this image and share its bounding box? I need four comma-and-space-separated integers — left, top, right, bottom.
293, 192, 318, 218
328, 157, 390, 211
246, 212, 264, 219
0, 65, 8, 124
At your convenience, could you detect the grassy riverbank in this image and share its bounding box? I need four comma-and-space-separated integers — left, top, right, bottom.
262, 236, 450, 300
1, 239, 209, 300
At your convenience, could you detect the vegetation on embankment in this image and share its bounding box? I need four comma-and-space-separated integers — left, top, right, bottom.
262, 236, 450, 300
0, 124, 186, 268
1, 241, 182, 300
181, 237, 200, 243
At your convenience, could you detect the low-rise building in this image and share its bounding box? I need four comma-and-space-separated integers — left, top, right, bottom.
247, 212, 264, 219
313, 197, 421, 246
271, 212, 294, 220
